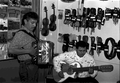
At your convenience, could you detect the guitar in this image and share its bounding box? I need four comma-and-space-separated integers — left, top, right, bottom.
53, 62, 113, 83
41, 6, 49, 36
49, 3, 57, 31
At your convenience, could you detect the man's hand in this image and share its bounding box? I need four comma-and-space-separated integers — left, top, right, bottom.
58, 71, 64, 78
88, 68, 94, 74
28, 47, 37, 57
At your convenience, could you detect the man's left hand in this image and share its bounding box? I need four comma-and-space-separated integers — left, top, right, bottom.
88, 68, 94, 74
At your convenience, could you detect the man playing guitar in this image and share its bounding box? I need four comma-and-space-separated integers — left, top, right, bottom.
53, 41, 99, 83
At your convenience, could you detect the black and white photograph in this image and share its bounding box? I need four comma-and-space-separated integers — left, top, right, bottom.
0, 0, 120, 83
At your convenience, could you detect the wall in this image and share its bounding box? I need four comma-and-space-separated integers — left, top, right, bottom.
40, 0, 120, 83
40, 0, 58, 53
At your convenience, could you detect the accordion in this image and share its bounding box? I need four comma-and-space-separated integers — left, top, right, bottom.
37, 40, 54, 65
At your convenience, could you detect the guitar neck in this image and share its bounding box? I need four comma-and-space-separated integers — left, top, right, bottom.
73, 66, 99, 72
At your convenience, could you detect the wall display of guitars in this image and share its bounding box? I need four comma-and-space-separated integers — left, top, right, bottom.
53, 61, 114, 83
58, 33, 120, 60
63, 7, 120, 34
41, 3, 57, 36
41, 6, 49, 36
105, 7, 120, 25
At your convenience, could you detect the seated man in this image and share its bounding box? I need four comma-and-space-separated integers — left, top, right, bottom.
53, 41, 99, 83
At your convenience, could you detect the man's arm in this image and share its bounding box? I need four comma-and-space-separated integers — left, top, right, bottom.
8, 47, 32, 55
53, 53, 67, 73
8, 31, 36, 56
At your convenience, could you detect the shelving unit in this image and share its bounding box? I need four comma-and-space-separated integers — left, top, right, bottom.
0, 0, 32, 60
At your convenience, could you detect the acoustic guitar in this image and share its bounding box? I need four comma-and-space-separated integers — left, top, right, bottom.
53, 62, 113, 83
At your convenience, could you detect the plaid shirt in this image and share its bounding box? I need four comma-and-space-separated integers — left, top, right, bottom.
9, 27, 36, 61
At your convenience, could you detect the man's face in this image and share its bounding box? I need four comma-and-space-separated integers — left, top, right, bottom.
76, 47, 87, 57
24, 18, 38, 32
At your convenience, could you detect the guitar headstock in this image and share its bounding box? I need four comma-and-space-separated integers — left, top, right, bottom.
44, 6, 48, 12
99, 65, 114, 72
51, 3, 55, 9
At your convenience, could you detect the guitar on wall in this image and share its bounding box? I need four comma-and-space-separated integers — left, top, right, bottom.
53, 62, 114, 83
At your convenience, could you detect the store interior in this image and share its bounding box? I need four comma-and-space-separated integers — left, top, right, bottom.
0, 0, 120, 83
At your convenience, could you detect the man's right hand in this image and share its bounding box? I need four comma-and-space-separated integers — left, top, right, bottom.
28, 47, 37, 56
58, 71, 64, 78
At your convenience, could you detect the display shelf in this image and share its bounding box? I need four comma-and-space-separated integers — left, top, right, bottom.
0, 0, 33, 61
0, 30, 8, 32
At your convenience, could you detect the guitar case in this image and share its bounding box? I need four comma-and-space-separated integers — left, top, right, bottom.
89, 36, 96, 56
62, 34, 70, 52
70, 9, 77, 28
62, 42, 69, 52
89, 8, 97, 34
105, 8, 112, 21
64, 9, 71, 25
81, 7, 87, 28
78, 35, 81, 41
104, 37, 117, 60
97, 8, 104, 30
82, 35, 89, 49
112, 7, 119, 25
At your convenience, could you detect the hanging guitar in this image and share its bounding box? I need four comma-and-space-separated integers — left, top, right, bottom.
74, 0, 82, 32
53, 61, 114, 83
89, 36, 96, 56
70, 9, 77, 29
112, 7, 119, 25
41, 6, 49, 36
96, 36, 104, 56
63, 9, 71, 25
49, 3, 57, 31
117, 40, 120, 60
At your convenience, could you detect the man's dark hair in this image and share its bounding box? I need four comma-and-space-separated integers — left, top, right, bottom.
76, 41, 89, 49
21, 11, 39, 25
